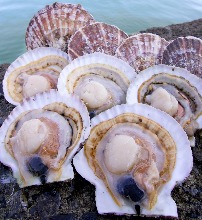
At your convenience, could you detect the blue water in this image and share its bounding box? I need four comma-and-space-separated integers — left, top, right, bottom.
0, 0, 202, 64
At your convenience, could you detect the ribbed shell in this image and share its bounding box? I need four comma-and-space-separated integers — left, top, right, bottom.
0, 90, 90, 187
68, 22, 128, 60
73, 104, 192, 217
115, 33, 169, 73
25, 3, 95, 52
3, 47, 69, 105
162, 36, 202, 78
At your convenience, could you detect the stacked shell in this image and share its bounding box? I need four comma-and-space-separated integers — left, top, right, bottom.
0, 90, 90, 187
3, 47, 69, 105
162, 36, 202, 78
57, 52, 137, 116
25, 3, 95, 52
115, 33, 169, 72
73, 104, 192, 217
127, 64, 202, 145
68, 22, 128, 60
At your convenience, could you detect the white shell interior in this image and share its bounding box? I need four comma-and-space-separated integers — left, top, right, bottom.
0, 90, 90, 187
73, 103, 193, 217
127, 64, 202, 105
3, 47, 69, 105
126, 64, 202, 145
58, 52, 136, 96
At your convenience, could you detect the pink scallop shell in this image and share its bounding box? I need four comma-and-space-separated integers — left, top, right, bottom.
115, 33, 169, 73
68, 22, 128, 60
162, 36, 202, 78
25, 3, 95, 52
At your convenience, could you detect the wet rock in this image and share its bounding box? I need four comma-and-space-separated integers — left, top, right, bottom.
82, 212, 98, 220
0, 82, 3, 96
49, 213, 76, 220
140, 18, 202, 41
28, 190, 60, 218
0, 195, 6, 208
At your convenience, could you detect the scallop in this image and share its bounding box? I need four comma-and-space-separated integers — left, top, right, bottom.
57, 52, 137, 116
162, 36, 202, 78
3, 47, 69, 105
127, 64, 202, 145
25, 3, 95, 52
68, 22, 128, 60
73, 104, 192, 217
0, 90, 90, 187
115, 33, 169, 72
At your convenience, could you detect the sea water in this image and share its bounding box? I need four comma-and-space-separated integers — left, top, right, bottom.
0, 0, 202, 64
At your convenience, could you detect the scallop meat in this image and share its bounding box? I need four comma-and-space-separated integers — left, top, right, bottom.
0, 90, 90, 187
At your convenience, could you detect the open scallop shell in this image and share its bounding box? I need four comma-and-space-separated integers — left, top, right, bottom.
0, 90, 90, 187
162, 36, 202, 78
25, 3, 95, 52
68, 22, 128, 60
3, 47, 69, 105
57, 52, 137, 116
127, 64, 202, 145
73, 104, 192, 217
115, 33, 169, 72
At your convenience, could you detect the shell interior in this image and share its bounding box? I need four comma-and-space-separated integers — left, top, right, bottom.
127, 64, 202, 143
58, 52, 137, 115
0, 90, 90, 187
3, 47, 69, 105
73, 104, 192, 217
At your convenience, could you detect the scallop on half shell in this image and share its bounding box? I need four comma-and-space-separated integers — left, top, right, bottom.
127, 64, 202, 145
57, 52, 137, 116
3, 47, 69, 105
162, 36, 202, 78
0, 90, 90, 187
25, 3, 95, 52
73, 104, 192, 217
115, 33, 169, 72
68, 22, 128, 60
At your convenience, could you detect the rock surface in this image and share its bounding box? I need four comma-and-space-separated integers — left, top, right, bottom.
140, 18, 202, 41
0, 18, 202, 219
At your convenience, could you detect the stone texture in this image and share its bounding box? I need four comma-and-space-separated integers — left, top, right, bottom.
140, 18, 202, 41
0, 19, 202, 219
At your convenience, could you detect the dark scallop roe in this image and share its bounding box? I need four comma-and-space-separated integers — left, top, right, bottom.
117, 176, 144, 203
89, 111, 96, 119
27, 156, 48, 179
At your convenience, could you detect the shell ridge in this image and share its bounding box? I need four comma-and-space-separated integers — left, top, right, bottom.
26, 3, 95, 51
115, 33, 169, 72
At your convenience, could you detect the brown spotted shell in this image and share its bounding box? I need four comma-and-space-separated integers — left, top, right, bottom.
162, 36, 202, 78
115, 33, 169, 73
25, 3, 95, 52
68, 22, 128, 60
